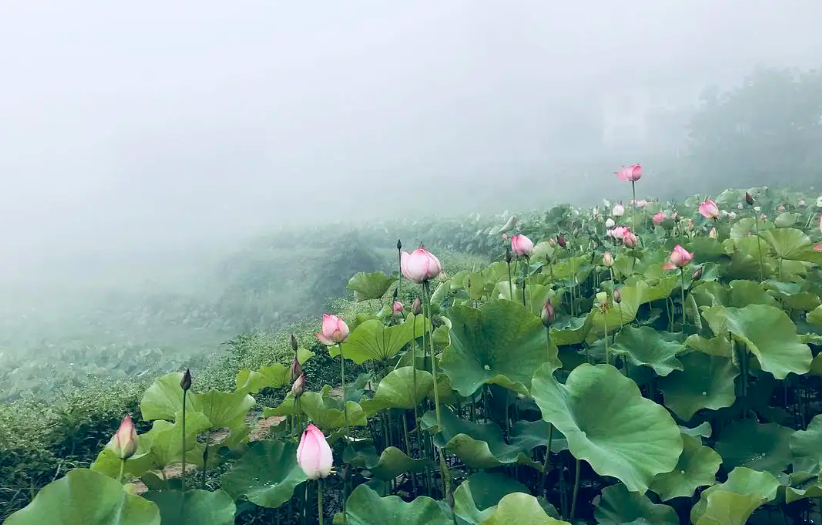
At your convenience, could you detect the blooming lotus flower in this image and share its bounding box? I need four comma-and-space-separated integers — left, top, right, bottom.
622, 229, 638, 248
315, 314, 349, 345
709, 227, 717, 239
401, 247, 442, 283
652, 212, 666, 225
615, 164, 642, 182
392, 301, 404, 314
663, 245, 694, 270
778, 205, 786, 212
605, 218, 615, 228
699, 199, 720, 220
609, 226, 628, 239
297, 424, 333, 480
511, 234, 534, 257
612, 203, 625, 217
110, 414, 138, 460
603, 252, 614, 267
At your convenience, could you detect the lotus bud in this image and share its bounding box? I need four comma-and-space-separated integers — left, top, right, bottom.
505, 246, 513, 264
297, 424, 333, 480
605, 218, 615, 228
291, 373, 306, 398
411, 297, 422, 315
401, 247, 442, 283
652, 212, 666, 225
709, 227, 717, 239
392, 300, 404, 314
778, 205, 786, 212
622, 230, 638, 248
663, 245, 694, 270
615, 164, 642, 182
692, 266, 704, 281
110, 414, 138, 460
699, 200, 720, 220
556, 234, 567, 248
290, 355, 302, 381
397, 238, 402, 251
745, 192, 754, 206
290, 333, 298, 353
511, 234, 535, 257
181, 368, 192, 392
612, 203, 625, 218
799, 199, 806, 208
315, 314, 350, 345
613, 288, 622, 304
603, 251, 614, 267
596, 291, 609, 311
541, 299, 556, 328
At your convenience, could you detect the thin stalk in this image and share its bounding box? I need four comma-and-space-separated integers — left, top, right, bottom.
754, 212, 765, 282
317, 479, 324, 525
539, 424, 554, 496
680, 269, 687, 331
520, 256, 528, 307
118, 459, 125, 484
412, 320, 419, 451
303, 482, 309, 525
603, 314, 610, 365
338, 343, 349, 437
504, 391, 510, 440
201, 430, 211, 489
570, 458, 581, 520
181, 390, 187, 493
424, 280, 450, 500
507, 258, 514, 299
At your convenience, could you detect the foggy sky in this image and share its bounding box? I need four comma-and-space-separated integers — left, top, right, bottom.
2, 0, 821, 263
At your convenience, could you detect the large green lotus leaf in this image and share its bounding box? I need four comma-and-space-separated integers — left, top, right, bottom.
808, 304, 822, 327
649, 433, 721, 501
140, 372, 196, 421
142, 489, 235, 525
730, 217, 773, 238
345, 485, 453, 525
701, 304, 812, 379
347, 271, 397, 301
235, 347, 313, 394
594, 483, 678, 525
715, 419, 793, 475
344, 444, 433, 481
684, 334, 733, 357
220, 440, 306, 509
723, 237, 772, 280
775, 212, 802, 228
360, 366, 434, 416
728, 280, 778, 307
790, 414, 822, 473
191, 391, 255, 430
531, 363, 682, 492
610, 326, 684, 376
784, 471, 822, 504
5, 469, 160, 525
92, 412, 211, 478
691, 281, 728, 308
658, 351, 738, 421
478, 493, 571, 525
496, 282, 557, 318
550, 315, 592, 346
759, 227, 813, 260
690, 467, 779, 525
441, 300, 557, 397
453, 472, 531, 525
688, 237, 730, 262
298, 389, 368, 430
332, 314, 429, 364
422, 408, 550, 470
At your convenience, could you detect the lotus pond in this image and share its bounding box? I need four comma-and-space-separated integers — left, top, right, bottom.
7, 182, 822, 525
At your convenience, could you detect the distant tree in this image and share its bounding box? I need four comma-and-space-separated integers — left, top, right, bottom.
686, 66, 822, 188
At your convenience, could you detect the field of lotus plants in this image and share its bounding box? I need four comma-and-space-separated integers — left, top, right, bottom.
8, 165, 822, 525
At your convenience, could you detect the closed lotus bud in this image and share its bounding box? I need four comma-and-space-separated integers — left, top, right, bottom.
745, 192, 754, 206
291, 373, 306, 398
556, 234, 567, 248
397, 238, 402, 251
290, 355, 302, 381
799, 199, 806, 208
613, 288, 622, 304
110, 414, 138, 460
297, 424, 334, 480
603, 251, 614, 267
392, 300, 404, 314
505, 246, 513, 264
181, 368, 192, 392
709, 227, 717, 239
541, 299, 556, 327
290, 333, 298, 353
411, 297, 422, 315
605, 217, 615, 228
692, 266, 704, 281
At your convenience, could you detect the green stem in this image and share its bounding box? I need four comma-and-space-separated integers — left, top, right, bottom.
680, 269, 687, 332
339, 343, 349, 438
507, 259, 514, 299
520, 257, 528, 307
317, 479, 324, 525
201, 431, 211, 489
603, 315, 610, 366
504, 391, 510, 439
631, 181, 637, 232
424, 281, 450, 499
570, 458, 581, 520
181, 390, 187, 493
539, 424, 553, 496
754, 212, 765, 282
118, 459, 125, 484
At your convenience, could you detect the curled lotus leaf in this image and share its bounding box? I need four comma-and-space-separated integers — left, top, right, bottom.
594, 483, 678, 525
649, 433, 722, 501
690, 467, 779, 525
477, 492, 571, 525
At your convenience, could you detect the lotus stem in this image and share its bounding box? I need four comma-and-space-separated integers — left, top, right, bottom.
754, 212, 765, 282
603, 315, 610, 365
118, 459, 125, 484
507, 258, 514, 299
181, 389, 187, 494
338, 343, 349, 437
424, 280, 451, 500
631, 180, 637, 232
680, 269, 687, 331
504, 391, 510, 440
317, 479, 324, 525
201, 431, 210, 489
570, 457, 581, 520
539, 424, 554, 496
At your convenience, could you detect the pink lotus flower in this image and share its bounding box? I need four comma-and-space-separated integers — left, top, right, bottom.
612, 203, 625, 217
297, 424, 333, 480
111, 414, 138, 460
709, 227, 717, 239
315, 314, 350, 345
401, 247, 442, 283
663, 245, 694, 270
511, 234, 534, 257
652, 212, 666, 225
603, 252, 614, 267
778, 205, 786, 212
392, 301, 404, 314
631, 199, 649, 208
699, 199, 720, 220
616, 164, 642, 182
622, 229, 638, 248
609, 226, 628, 239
